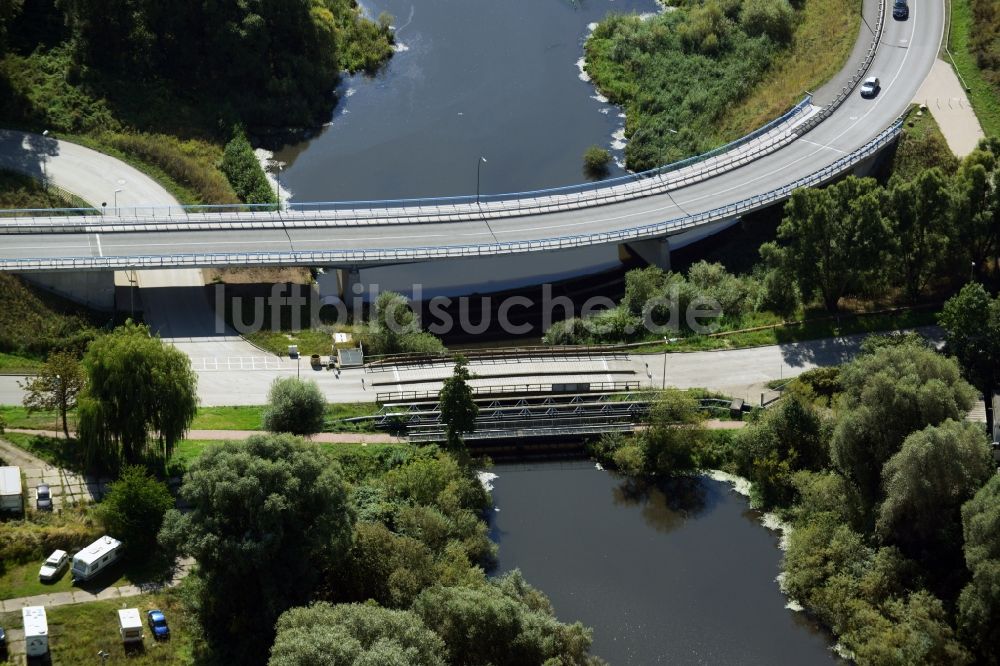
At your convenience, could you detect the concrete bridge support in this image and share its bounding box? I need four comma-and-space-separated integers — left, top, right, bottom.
624, 238, 671, 272
19, 271, 116, 311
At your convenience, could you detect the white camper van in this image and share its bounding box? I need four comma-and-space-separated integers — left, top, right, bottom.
22, 606, 48, 657
0, 466, 23, 513
118, 608, 144, 644
71, 536, 122, 581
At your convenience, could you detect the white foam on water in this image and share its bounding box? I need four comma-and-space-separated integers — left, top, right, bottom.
595, 462, 604, 471
477, 471, 498, 493
598, 108, 610, 115
705, 469, 752, 496
576, 57, 592, 82
611, 127, 627, 150
591, 92, 609, 104
393, 42, 410, 53
587, 21, 598, 31
345, 87, 357, 98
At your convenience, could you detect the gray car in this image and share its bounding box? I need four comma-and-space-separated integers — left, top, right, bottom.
36, 484, 52, 511
860, 77, 881, 99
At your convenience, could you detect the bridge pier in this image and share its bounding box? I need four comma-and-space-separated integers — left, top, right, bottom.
624, 238, 671, 271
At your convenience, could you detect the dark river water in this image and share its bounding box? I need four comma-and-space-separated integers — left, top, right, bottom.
275, 0, 659, 202
488, 461, 840, 665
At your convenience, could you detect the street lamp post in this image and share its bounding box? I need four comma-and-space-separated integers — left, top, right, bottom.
113, 188, 123, 214
662, 336, 668, 390
41, 130, 49, 192
476, 156, 487, 205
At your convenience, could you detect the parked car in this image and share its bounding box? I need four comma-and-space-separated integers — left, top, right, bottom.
893, 0, 909, 20
38, 550, 69, 582
860, 77, 881, 98
147, 610, 170, 639
35, 484, 52, 511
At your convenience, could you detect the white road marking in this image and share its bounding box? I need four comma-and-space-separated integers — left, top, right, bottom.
799, 139, 847, 154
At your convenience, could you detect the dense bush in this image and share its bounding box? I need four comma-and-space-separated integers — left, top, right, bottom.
221, 129, 277, 205
582, 145, 612, 178
105, 132, 240, 205
0, 512, 100, 564
587, 1, 787, 170
0, 272, 99, 359
270, 602, 447, 666
361, 291, 446, 356
263, 377, 327, 436
543, 262, 762, 345
96, 465, 174, 550
970, 0, 1000, 92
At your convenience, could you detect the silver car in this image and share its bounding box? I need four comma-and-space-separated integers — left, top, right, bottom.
39, 549, 69, 582
860, 77, 881, 98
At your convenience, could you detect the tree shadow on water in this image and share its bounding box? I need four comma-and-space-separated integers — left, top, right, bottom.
611, 475, 709, 534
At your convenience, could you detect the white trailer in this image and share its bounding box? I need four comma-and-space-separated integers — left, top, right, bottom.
22, 606, 48, 657
71, 535, 122, 581
0, 466, 23, 513
118, 608, 144, 644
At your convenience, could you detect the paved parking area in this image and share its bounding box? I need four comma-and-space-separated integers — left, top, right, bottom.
0, 438, 108, 511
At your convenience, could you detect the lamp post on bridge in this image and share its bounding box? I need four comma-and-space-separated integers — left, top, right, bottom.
113, 188, 123, 215
476, 156, 487, 205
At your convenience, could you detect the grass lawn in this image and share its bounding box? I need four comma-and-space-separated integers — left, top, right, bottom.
0, 352, 42, 374
948, 0, 1000, 137
0, 405, 71, 432
0, 589, 196, 665
0, 432, 83, 471
0, 549, 175, 601
189, 406, 266, 431
243, 328, 338, 357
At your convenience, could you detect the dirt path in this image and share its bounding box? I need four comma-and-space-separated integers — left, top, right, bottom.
6, 428, 403, 444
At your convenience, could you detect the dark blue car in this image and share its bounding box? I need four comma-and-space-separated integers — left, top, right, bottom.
893, 0, 909, 20
147, 610, 170, 639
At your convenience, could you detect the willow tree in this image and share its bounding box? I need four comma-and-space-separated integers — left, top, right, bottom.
78, 321, 197, 469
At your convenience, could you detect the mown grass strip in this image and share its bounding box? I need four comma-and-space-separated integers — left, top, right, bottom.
947, 0, 1000, 137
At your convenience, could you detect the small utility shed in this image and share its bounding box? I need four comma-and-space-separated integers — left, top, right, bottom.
0, 465, 23, 513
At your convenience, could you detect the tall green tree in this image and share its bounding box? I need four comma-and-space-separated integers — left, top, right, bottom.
77, 322, 197, 468
877, 420, 993, 579
885, 169, 951, 301
950, 142, 1000, 281
269, 602, 446, 666
159, 434, 353, 664
19, 350, 85, 439
958, 475, 1000, 664
829, 341, 975, 522
96, 465, 173, 550
939, 282, 1000, 399
642, 389, 707, 476
221, 128, 277, 205
412, 576, 599, 666
735, 394, 829, 509
438, 356, 478, 453
763, 176, 888, 311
